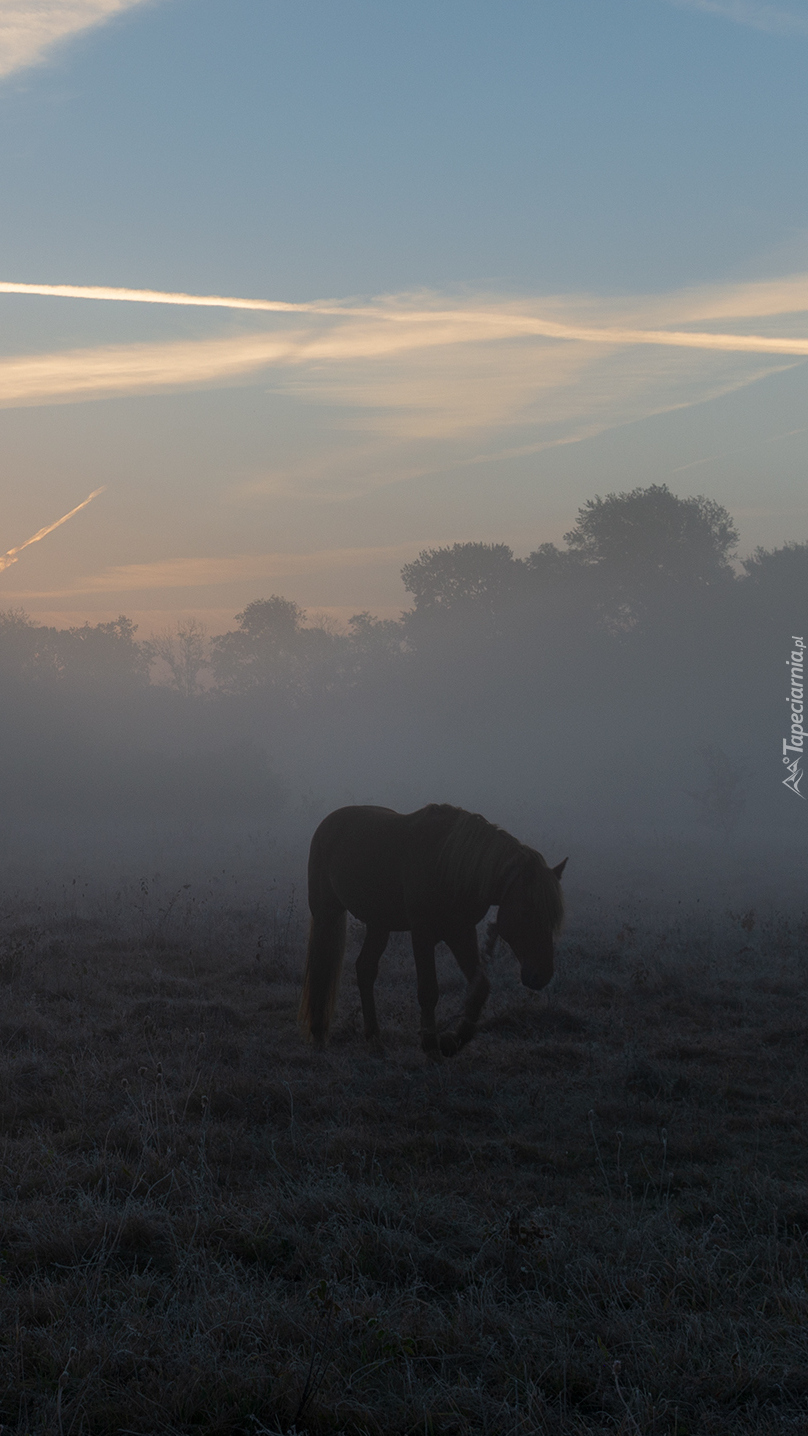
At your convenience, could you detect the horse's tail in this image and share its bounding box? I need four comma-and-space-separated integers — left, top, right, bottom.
298, 908, 347, 1047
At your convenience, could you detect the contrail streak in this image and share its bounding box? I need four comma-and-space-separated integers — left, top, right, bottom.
0, 486, 107, 574
2, 279, 808, 355
0, 280, 337, 316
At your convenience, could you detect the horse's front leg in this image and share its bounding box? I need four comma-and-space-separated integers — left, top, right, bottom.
355, 925, 389, 1054
440, 924, 490, 1057
411, 929, 440, 1056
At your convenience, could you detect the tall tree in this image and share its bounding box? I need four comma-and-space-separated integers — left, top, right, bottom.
563, 484, 738, 589
740, 541, 808, 601
210, 597, 304, 693
209, 596, 341, 695
401, 542, 521, 624
560, 484, 739, 633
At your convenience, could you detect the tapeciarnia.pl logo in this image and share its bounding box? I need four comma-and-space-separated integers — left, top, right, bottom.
783, 635, 805, 799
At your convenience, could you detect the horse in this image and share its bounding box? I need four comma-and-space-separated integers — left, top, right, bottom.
298, 803, 567, 1056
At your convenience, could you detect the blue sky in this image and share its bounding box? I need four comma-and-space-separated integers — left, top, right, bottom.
1, 0, 807, 628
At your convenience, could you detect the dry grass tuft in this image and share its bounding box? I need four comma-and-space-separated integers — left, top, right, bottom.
0, 885, 805, 1433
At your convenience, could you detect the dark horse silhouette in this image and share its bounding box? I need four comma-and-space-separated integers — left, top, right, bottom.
298, 803, 567, 1056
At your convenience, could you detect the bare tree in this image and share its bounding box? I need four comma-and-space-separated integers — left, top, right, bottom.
147, 618, 209, 698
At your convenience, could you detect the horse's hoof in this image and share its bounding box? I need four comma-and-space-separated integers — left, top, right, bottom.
439, 1032, 460, 1057
367, 1034, 386, 1058
420, 1032, 440, 1056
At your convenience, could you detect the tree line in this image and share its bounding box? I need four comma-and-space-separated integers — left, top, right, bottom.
1, 484, 804, 700
0, 483, 803, 830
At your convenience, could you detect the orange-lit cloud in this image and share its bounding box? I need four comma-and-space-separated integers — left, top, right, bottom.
0, 539, 434, 598
1, 273, 806, 508
0, 2, 155, 80
3, 274, 808, 353
0, 331, 312, 406
0, 277, 806, 428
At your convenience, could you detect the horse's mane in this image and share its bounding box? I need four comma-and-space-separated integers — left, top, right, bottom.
434, 807, 564, 929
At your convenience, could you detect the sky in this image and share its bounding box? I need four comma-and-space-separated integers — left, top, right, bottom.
0, 0, 807, 632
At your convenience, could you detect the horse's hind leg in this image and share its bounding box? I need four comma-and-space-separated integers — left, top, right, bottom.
412, 929, 440, 1056
441, 925, 490, 1057
355, 926, 389, 1053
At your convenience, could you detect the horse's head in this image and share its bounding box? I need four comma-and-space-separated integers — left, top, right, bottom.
495, 854, 567, 990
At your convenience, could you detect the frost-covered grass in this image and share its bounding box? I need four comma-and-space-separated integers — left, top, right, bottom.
0, 880, 806, 1434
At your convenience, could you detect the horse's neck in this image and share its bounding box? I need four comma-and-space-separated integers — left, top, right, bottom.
481, 838, 525, 909
431, 811, 525, 910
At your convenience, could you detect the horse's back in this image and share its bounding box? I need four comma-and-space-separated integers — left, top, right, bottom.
309, 805, 401, 876
308, 804, 462, 928
310, 803, 459, 855
311, 804, 399, 842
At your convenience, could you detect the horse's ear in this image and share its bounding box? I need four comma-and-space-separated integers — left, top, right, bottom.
552, 857, 568, 881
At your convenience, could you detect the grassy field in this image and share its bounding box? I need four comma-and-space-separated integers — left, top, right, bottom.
0, 878, 806, 1435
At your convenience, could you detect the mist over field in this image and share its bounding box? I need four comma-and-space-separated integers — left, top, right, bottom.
2, 487, 808, 1436
1, 483, 804, 916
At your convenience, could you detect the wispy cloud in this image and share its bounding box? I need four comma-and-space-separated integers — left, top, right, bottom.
670, 1, 808, 35
1, 274, 808, 416
3, 275, 808, 353
0, 330, 314, 406
0, 271, 806, 506
0, 540, 435, 598
0, 1, 155, 80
